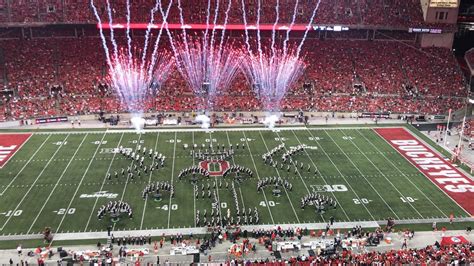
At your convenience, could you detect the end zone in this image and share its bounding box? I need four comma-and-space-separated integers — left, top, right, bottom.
375, 128, 474, 216
0, 133, 32, 168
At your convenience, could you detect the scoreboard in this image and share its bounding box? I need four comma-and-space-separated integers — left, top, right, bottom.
429, 0, 458, 8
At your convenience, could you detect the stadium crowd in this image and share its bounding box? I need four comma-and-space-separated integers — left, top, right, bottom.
0, 36, 467, 121
257, 242, 474, 264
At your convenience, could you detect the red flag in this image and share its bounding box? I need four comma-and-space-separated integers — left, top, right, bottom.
440, 236, 469, 246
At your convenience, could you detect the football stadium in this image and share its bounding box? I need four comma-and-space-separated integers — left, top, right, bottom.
0, 0, 473, 264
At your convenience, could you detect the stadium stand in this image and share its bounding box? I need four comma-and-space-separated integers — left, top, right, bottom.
0, 36, 467, 119
0, 0, 450, 29
281, 242, 474, 264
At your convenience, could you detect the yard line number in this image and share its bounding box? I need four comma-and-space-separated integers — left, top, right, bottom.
55, 208, 76, 215
2, 210, 22, 217
353, 198, 371, 204
160, 204, 178, 211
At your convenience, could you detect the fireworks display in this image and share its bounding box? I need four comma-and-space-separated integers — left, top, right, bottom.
91, 0, 322, 129
241, 48, 306, 111
91, 0, 173, 130
161, 0, 240, 113
107, 49, 173, 113
239, 0, 321, 128
174, 39, 242, 110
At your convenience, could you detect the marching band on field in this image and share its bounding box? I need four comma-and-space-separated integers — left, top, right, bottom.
98, 140, 327, 225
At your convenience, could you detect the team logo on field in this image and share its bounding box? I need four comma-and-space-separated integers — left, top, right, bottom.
199, 160, 230, 176
79, 191, 118, 199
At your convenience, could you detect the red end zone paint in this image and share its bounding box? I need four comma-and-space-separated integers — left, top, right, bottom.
0, 133, 32, 168
375, 128, 474, 215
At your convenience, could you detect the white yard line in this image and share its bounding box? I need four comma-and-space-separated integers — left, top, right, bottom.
31, 126, 398, 135
241, 131, 276, 224
256, 131, 302, 223
208, 131, 223, 227
0, 134, 71, 231
271, 130, 328, 223
238, 187, 246, 211
322, 130, 400, 219
0, 134, 52, 196
223, 132, 247, 211
192, 131, 196, 227
140, 132, 160, 230
83, 133, 125, 232
305, 128, 376, 220
51, 132, 108, 240
110, 133, 144, 231
167, 132, 177, 228
340, 129, 424, 219
26, 134, 89, 234
367, 129, 450, 218
290, 130, 351, 221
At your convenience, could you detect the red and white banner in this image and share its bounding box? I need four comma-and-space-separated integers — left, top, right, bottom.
375, 128, 474, 216
440, 236, 469, 246
0, 133, 31, 168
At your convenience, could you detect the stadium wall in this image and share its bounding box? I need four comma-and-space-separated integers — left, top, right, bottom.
420, 32, 454, 48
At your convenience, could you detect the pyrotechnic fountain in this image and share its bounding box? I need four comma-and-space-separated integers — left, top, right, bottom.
91, 0, 173, 132
240, 0, 322, 129
160, 0, 241, 129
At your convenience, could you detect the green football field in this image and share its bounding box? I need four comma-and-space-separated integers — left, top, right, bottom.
0, 127, 470, 238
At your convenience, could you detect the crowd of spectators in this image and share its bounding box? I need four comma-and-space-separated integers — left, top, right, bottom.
0, 0, 444, 29
0, 36, 468, 120
262, 242, 474, 264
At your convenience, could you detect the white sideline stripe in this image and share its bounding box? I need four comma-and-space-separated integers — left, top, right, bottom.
339, 129, 424, 219
0, 134, 51, 196
3, 217, 474, 241
265, 131, 320, 222
0, 134, 71, 231
140, 132, 160, 230
167, 132, 177, 228
379, 128, 472, 217
51, 132, 108, 243
360, 129, 449, 218
240, 131, 275, 224
290, 130, 350, 221
0, 221, 382, 241
323, 130, 400, 219
0, 133, 33, 170
305, 128, 376, 220
84, 133, 125, 232
26, 134, 89, 234
29, 126, 403, 135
